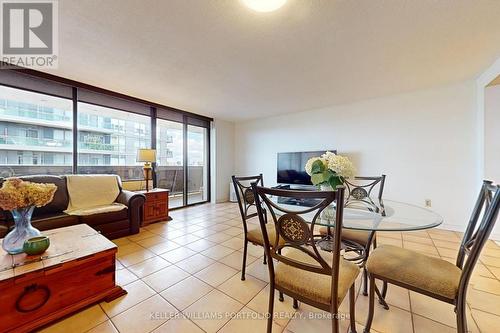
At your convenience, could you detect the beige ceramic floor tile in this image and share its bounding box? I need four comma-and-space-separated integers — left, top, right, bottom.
175, 253, 215, 274
185, 238, 217, 251
100, 279, 156, 317
355, 289, 413, 333
245, 258, 270, 282
117, 243, 144, 257
127, 256, 171, 278
148, 240, 182, 255
471, 309, 500, 333
412, 314, 456, 333
116, 268, 139, 286
403, 241, 439, 256
118, 248, 156, 267
246, 286, 298, 327
470, 275, 500, 295
86, 320, 119, 333
160, 246, 197, 263
151, 316, 204, 333
481, 255, 500, 268
409, 291, 474, 328
113, 237, 132, 247
374, 281, 410, 311
160, 276, 214, 310
218, 273, 267, 304
195, 262, 239, 287
467, 288, 500, 316
201, 244, 236, 260
205, 232, 234, 243
219, 250, 258, 270
112, 295, 178, 333
134, 235, 167, 248
219, 307, 283, 333
172, 234, 202, 245
142, 265, 190, 292
127, 230, 157, 242
376, 236, 403, 247
285, 303, 337, 333
184, 289, 245, 333
39, 305, 107, 333
220, 237, 245, 250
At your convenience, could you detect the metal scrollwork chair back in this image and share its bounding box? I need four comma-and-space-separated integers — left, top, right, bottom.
363, 180, 500, 333
231, 174, 268, 281
344, 175, 386, 214
252, 184, 360, 333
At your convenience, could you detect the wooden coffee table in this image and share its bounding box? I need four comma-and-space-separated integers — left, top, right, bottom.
0, 224, 126, 333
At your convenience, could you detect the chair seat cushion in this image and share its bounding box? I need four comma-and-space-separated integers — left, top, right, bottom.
366, 245, 462, 300
247, 224, 285, 246
319, 227, 373, 246
275, 247, 360, 305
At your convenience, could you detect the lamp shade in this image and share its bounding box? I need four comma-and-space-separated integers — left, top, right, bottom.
137, 149, 156, 162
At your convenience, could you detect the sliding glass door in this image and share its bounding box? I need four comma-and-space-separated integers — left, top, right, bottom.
156, 119, 184, 208
187, 125, 208, 204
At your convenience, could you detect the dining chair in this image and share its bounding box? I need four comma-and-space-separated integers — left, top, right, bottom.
364, 180, 500, 333
319, 175, 386, 296
232, 174, 284, 281
252, 184, 360, 333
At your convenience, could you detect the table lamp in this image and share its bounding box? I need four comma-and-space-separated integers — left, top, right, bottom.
137, 149, 156, 192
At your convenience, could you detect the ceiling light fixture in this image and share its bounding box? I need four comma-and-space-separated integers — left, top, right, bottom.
241, 0, 287, 12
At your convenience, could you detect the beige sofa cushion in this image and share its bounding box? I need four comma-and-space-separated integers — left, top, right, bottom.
275, 247, 360, 305
366, 245, 462, 300
65, 175, 121, 213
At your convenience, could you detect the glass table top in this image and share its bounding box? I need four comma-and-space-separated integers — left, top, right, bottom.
268, 196, 443, 232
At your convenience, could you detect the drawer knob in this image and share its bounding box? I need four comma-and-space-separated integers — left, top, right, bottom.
16, 284, 51, 313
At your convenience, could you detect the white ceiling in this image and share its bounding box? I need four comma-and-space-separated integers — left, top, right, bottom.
42, 0, 500, 121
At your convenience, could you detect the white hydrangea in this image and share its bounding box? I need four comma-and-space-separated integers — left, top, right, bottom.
321, 151, 356, 178
305, 157, 325, 176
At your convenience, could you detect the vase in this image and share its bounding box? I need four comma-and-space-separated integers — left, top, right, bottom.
2, 206, 41, 255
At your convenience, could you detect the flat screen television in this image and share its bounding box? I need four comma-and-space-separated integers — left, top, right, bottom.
277, 150, 336, 185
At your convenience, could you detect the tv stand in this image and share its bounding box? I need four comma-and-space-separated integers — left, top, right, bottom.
272, 185, 320, 207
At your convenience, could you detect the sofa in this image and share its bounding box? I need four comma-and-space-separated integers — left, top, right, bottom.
0, 175, 146, 240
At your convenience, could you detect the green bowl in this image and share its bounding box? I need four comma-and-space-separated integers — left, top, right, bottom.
23, 236, 50, 255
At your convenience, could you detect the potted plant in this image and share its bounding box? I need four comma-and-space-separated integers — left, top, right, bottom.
0, 178, 57, 254
305, 151, 355, 190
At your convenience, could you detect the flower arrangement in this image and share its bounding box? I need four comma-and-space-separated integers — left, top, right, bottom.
0, 178, 57, 211
305, 151, 355, 189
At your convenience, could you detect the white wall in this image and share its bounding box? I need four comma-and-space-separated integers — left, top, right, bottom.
485, 84, 500, 181
484, 84, 500, 238
234, 81, 479, 233
211, 119, 235, 203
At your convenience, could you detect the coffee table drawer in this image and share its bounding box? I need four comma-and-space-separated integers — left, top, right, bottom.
0, 253, 116, 332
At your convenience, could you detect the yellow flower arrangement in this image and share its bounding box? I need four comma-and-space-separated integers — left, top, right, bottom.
0, 178, 57, 211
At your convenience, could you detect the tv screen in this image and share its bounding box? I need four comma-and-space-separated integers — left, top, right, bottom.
277, 150, 336, 185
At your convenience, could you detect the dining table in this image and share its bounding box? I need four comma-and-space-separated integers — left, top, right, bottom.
269, 194, 444, 309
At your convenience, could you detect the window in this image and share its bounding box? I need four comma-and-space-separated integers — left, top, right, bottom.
0, 85, 73, 176
156, 119, 184, 208
77, 102, 151, 180
187, 125, 208, 204
0, 70, 212, 206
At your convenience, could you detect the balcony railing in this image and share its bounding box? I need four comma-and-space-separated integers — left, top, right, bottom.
0, 134, 72, 148
0, 107, 71, 122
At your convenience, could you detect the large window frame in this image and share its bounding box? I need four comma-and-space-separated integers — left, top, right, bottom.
0, 66, 212, 208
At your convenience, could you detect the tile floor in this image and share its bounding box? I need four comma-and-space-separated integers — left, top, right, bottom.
41, 202, 500, 333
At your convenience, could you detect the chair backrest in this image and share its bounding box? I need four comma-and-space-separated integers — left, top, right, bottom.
456, 180, 500, 300
344, 175, 386, 214
232, 174, 264, 234
252, 184, 345, 307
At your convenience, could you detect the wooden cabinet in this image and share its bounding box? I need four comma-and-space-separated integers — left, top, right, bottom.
138, 188, 170, 226
0, 224, 125, 333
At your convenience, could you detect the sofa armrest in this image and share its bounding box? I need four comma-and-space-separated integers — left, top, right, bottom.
116, 190, 146, 235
